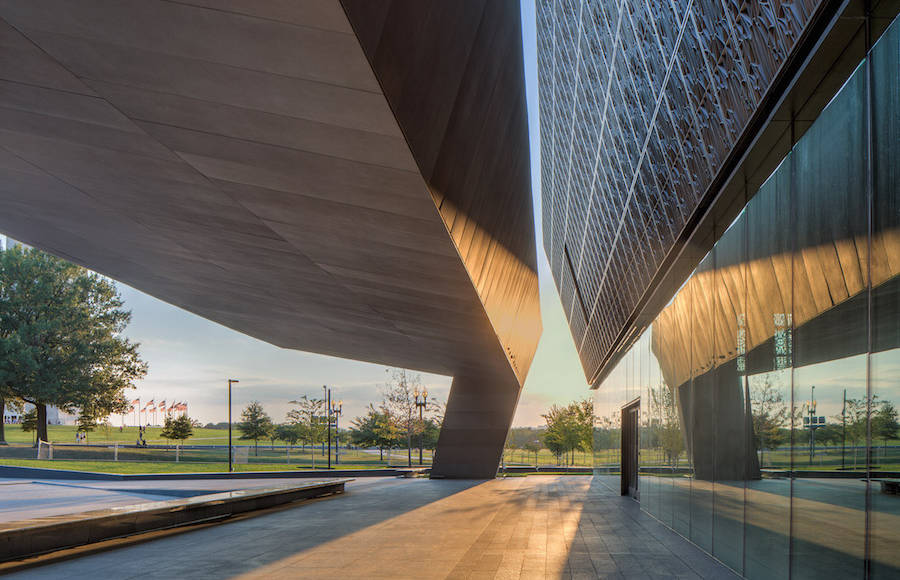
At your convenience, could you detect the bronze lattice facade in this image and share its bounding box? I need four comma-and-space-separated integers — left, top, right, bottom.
538, 0, 837, 384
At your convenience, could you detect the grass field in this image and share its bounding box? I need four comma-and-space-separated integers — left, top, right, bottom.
0, 458, 313, 474
502, 448, 593, 467
1, 424, 268, 446
0, 423, 442, 472
0, 443, 430, 467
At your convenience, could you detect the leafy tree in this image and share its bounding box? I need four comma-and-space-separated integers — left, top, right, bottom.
0, 246, 148, 443
750, 376, 789, 465
507, 427, 546, 463
0, 393, 20, 445
523, 439, 543, 465
381, 368, 430, 467
238, 401, 273, 456
420, 418, 441, 452
75, 412, 97, 443
542, 399, 594, 466
21, 407, 37, 445
161, 413, 194, 446
872, 401, 899, 447
840, 397, 869, 469
649, 384, 684, 467
349, 404, 396, 460
286, 395, 326, 467
274, 423, 301, 448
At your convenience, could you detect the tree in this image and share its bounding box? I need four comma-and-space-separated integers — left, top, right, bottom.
749, 376, 789, 465
844, 397, 869, 469
349, 404, 395, 461
161, 414, 194, 446
0, 246, 148, 443
381, 368, 426, 467
286, 395, 326, 467
238, 401, 273, 456
420, 418, 441, 452
75, 412, 97, 444
274, 423, 301, 448
0, 394, 21, 446
649, 384, 684, 467
21, 407, 37, 445
872, 401, 899, 447
541, 399, 594, 466
523, 439, 543, 465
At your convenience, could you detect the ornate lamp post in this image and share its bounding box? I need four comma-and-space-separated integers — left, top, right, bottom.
414, 388, 428, 465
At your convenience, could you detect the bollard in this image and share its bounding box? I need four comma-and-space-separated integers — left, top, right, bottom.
114, 443, 118, 462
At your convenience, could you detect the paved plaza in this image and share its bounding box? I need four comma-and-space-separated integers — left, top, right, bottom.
6, 476, 738, 579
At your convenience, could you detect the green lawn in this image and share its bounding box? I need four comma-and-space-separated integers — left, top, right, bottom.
0, 458, 312, 474
1, 424, 263, 446
502, 448, 593, 467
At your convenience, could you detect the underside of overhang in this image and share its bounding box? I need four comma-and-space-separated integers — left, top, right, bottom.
0, 0, 540, 478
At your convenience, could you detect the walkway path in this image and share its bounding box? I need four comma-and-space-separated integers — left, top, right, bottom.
6, 476, 738, 579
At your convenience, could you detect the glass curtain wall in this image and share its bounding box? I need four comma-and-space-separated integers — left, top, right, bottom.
593, 16, 899, 579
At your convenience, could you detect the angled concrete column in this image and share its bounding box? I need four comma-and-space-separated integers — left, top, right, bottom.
431, 368, 522, 479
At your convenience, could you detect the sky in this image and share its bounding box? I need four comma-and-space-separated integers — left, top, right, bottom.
6, 1, 590, 428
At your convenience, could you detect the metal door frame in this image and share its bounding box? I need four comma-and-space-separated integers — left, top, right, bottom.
621, 398, 640, 499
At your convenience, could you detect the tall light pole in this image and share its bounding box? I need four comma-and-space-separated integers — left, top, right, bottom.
414, 388, 428, 466
808, 385, 817, 465
325, 385, 332, 470
322, 385, 327, 458
228, 379, 239, 473
331, 399, 342, 465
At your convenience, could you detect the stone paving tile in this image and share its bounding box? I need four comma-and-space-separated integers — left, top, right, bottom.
6, 476, 740, 579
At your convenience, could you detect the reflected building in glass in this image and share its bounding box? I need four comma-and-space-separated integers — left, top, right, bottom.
537, 0, 899, 577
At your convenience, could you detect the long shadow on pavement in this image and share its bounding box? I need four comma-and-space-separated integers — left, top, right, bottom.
3, 477, 486, 580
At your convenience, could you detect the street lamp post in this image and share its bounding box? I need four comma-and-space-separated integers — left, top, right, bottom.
324, 385, 331, 470
331, 399, 342, 465
414, 388, 428, 466
227, 379, 239, 473
808, 385, 817, 465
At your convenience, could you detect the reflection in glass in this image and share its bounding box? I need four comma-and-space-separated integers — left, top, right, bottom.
869, 17, 900, 579
591, 13, 900, 579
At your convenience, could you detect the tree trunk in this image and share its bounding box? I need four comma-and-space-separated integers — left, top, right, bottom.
254, 440, 258, 456
0, 397, 6, 445
36, 403, 48, 444
379, 446, 383, 461
407, 430, 412, 467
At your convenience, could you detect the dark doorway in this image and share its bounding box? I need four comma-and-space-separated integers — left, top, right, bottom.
621, 399, 640, 498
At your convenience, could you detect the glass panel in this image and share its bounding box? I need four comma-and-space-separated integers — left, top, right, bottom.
790, 62, 868, 580
689, 252, 714, 553
712, 210, 749, 572
744, 159, 793, 579
589, 16, 900, 578
638, 330, 657, 515
869, 16, 900, 578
